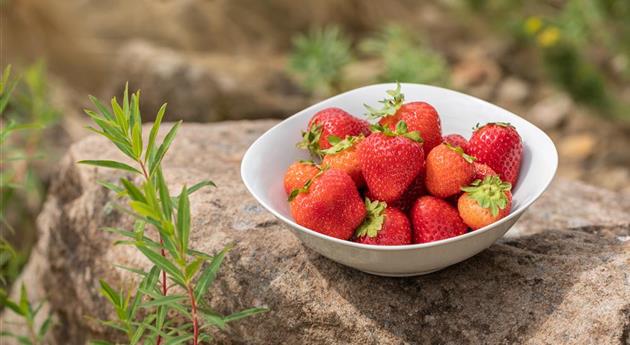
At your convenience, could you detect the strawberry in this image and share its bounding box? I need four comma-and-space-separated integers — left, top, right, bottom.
458, 176, 512, 230
366, 172, 427, 212
283, 160, 320, 195
390, 173, 427, 212
425, 143, 475, 198
298, 107, 370, 158
468, 122, 523, 186
442, 134, 469, 152
354, 199, 412, 245
473, 162, 498, 181
365, 83, 442, 153
411, 196, 467, 243
321, 135, 365, 187
358, 121, 425, 203
289, 169, 366, 240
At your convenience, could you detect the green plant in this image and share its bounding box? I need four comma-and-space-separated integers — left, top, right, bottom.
0, 284, 53, 345
1, 62, 60, 288
289, 25, 353, 96
457, 0, 630, 120
360, 25, 449, 86
1, 65, 55, 344
79, 85, 267, 345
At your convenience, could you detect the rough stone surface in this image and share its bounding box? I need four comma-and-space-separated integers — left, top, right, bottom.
2, 120, 630, 345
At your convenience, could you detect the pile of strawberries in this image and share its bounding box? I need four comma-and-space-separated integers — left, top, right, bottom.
284, 84, 523, 245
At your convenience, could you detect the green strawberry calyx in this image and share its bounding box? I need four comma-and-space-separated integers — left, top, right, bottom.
355, 198, 387, 238
444, 142, 476, 163
298, 159, 316, 166
371, 120, 423, 143
321, 134, 363, 155
472, 122, 513, 132
287, 164, 328, 202
297, 123, 323, 158
461, 176, 512, 216
364, 82, 405, 120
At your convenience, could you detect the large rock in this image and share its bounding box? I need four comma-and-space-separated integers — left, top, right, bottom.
104, 41, 310, 122
2, 120, 629, 344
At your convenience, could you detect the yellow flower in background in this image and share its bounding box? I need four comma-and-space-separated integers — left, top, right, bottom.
524, 17, 543, 35
537, 27, 560, 47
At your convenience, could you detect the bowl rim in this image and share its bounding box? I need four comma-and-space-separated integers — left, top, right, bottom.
241, 83, 558, 251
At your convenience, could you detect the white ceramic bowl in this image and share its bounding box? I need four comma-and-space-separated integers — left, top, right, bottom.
241, 83, 557, 276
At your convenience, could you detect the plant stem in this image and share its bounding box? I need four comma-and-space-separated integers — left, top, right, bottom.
186, 283, 200, 345
138, 160, 168, 345
26, 318, 38, 345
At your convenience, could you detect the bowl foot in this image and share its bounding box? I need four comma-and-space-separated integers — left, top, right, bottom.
360, 268, 444, 277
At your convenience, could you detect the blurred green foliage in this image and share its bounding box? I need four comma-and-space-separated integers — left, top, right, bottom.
1, 62, 60, 291
288, 24, 449, 98
1, 64, 56, 343
289, 1, 629, 120
360, 25, 449, 86
461, 0, 630, 120
289, 26, 352, 97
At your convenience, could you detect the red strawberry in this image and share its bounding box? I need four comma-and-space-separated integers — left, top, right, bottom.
366, 83, 442, 153
411, 196, 467, 243
458, 176, 512, 230
354, 199, 412, 245
358, 121, 425, 203
321, 135, 365, 187
425, 143, 475, 198
290, 169, 366, 240
364, 172, 426, 213
283, 160, 320, 195
468, 122, 523, 186
473, 162, 498, 181
442, 134, 469, 152
298, 107, 370, 158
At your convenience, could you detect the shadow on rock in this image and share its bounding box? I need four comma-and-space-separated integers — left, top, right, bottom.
308, 225, 629, 344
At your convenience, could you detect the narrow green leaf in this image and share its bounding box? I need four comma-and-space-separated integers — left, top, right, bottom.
140, 295, 187, 308
137, 246, 185, 282
122, 84, 130, 126
156, 305, 167, 335
156, 168, 172, 221
185, 257, 204, 281
149, 121, 181, 176
99, 280, 121, 307
78, 160, 141, 174
120, 178, 147, 203
126, 265, 159, 320
224, 307, 268, 323
139, 289, 191, 318
90, 340, 115, 345
176, 185, 190, 255
187, 180, 216, 195
129, 321, 147, 345
110, 97, 127, 132
129, 201, 160, 220
97, 180, 124, 193
38, 314, 53, 338
199, 308, 226, 330
1, 296, 24, 316
164, 334, 194, 345
145, 103, 167, 163
89, 95, 115, 121
194, 244, 233, 300
112, 263, 147, 277
131, 124, 142, 159
18, 284, 29, 316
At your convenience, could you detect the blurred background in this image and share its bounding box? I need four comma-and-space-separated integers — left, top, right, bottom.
1, 0, 629, 294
